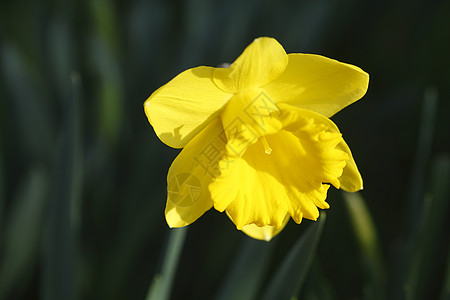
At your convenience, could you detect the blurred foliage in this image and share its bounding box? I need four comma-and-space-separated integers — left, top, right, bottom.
0, 0, 449, 299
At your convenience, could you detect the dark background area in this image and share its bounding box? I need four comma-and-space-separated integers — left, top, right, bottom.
0, 0, 449, 299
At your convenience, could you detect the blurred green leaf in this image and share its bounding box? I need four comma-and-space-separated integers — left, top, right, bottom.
215, 237, 276, 300
342, 192, 385, 300
89, 0, 124, 145
406, 86, 438, 221
404, 155, 450, 300
261, 213, 326, 300
301, 259, 336, 300
0, 166, 48, 300
146, 227, 188, 300
89, 0, 121, 54
393, 87, 442, 300
41, 73, 83, 300
1, 42, 53, 161
0, 144, 4, 226
48, 17, 75, 100
441, 245, 450, 300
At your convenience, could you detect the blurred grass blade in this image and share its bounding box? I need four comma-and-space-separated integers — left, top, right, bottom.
261, 212, 326, 300
1, 42, 53, 160
406, 86, 437, 224
342, 192, 385, 300
301, 259, 336, 300
393, 88, 441, 300
41, 73, 82, 300
89, 0, 124, 145
429, 156, 450, 299
441, 245, 450, 300
404, 155, 450, 300
215, 238, 276, 300
146, 227, 188, 300
48, 17, 75, 101
0, 143, 4, 225
0, 166, 48, 300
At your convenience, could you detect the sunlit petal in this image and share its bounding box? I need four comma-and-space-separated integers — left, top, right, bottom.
264, 54, 369, 117
213, 37, 288, 93
145, 67, 231, 148
241, 214, 290, 241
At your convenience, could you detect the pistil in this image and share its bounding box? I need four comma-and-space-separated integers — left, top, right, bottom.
261, 136, 272, 155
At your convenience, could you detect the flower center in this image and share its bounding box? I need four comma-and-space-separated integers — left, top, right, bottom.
260, 136, 272, 155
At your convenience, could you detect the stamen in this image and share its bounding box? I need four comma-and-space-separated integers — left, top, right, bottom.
261, 136, 272, 155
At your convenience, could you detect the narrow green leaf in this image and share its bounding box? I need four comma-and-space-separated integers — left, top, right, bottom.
406, 86, 438, 222
89, 0, 124, 145
342, 191, 386, 300
440, 245, 450, 300
404, 155, 450, 300
215, 237, 276, 300
145, 227, 188, 300
41, 73, 82, 300
48, 17, 75, 101
0, 143, 4, 226
301, 259, 336, 300
393, 87, 439, 299
261, 212, 326, 300
1, 42, 53, 160
0, 166, 48, 300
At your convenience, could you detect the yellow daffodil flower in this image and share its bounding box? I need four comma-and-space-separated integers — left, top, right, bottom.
144, 37, 369, 241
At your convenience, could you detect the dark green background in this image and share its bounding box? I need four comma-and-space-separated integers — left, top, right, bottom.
0, 0, 449, 299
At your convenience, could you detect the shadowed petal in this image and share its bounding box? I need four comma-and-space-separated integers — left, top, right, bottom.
165, 118, 227, 227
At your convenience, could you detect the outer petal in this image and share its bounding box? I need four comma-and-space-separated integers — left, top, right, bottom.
144, 66, 231, 148
213, 37, 288, 93
336, 140, 363, 191
263, 54, 369, 117
278, 103, 363, 192
165, 118, 227, 227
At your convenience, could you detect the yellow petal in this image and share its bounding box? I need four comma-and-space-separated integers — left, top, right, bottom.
213, 37, 288, 93
219, 89, 283, 156
216, 143, 291, 229
336, 140, 363, 192
210, 106, 349, 230
241, 215, 290, 241
278, 103, 363, 192
263, 53, 369, 117
165, 118, 227, 227
144, 66, 231, 148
